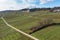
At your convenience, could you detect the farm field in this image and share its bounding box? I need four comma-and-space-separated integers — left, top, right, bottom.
0, 11, 60, 40
32, 25, 60, 40
0, 18, 33, 40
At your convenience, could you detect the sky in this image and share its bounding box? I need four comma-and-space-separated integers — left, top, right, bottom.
0, 0, 60, 11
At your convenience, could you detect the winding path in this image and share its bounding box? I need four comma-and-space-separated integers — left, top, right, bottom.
1, 17, 39, 40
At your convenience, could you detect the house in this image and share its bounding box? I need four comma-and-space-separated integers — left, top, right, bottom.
20, 8, 30, 12
20, 8, 41, 12
50, 7, 60, 12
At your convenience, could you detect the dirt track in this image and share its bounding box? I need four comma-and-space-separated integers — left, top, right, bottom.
1, 17, 39, 40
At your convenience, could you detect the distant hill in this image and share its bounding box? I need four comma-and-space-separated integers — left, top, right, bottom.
0, 7, 60, 14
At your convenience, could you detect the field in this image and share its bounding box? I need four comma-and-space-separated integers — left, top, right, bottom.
32, 25, 60, 40
0, 18, 33, 40
0, 11, 60, 40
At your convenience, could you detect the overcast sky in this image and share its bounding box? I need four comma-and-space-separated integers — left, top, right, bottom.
0, 0, 60, 11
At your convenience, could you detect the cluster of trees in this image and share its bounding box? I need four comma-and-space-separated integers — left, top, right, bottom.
20, 7, 60, 12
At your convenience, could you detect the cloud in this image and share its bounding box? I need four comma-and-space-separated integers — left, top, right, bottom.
0, 0, 54, 11
0, 0, 18, 11
0, 0, 38, 11
47, 0, 54, 1
40, 0, 46, 4
40, 0, 54, 4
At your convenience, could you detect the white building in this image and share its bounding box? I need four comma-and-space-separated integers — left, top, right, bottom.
53, 9, 60, 12
52, 7, 60, 12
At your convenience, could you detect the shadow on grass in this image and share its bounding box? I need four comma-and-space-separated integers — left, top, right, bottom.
29, 23, 60, 34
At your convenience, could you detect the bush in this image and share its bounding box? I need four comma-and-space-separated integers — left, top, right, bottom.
29, 18, 53, 34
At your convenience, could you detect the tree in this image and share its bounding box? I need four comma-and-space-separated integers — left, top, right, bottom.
29, 17, 53, 34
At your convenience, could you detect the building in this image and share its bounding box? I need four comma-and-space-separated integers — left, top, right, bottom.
20, 8, 30, 12
50, 7, 60, 12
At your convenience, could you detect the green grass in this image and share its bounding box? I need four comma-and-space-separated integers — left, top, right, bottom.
1, 11, 60, 40
0, 19, 33, 40
4, 16, 39, 33
32, 25, 60, 40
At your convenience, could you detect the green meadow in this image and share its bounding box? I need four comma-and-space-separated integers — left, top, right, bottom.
0, 18, 33, 40
0, 11, 60, 40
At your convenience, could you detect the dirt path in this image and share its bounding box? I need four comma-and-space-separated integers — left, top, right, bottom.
1, 17, 39, 40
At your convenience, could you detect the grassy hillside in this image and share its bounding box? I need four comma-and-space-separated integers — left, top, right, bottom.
0, 10, 60, 40
32, 25, 60, 40
0, 19, 33, 40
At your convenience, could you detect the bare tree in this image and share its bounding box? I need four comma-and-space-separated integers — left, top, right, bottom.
29, 17, 53, 34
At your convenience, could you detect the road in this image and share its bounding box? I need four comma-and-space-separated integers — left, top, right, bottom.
1, 17, 39, 40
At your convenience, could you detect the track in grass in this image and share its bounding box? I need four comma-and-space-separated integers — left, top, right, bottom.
2, 11, 60, 40
0, 17, 34, 40
1, 17, 39, 40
